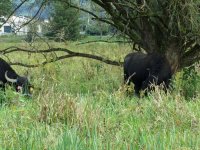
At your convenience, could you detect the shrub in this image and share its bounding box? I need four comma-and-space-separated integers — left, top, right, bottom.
86, 22, 110, 36
180, 65, 200, 100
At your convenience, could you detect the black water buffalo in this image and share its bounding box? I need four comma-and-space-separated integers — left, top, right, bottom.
0, 58, 33, 96
124, 52, 172, 96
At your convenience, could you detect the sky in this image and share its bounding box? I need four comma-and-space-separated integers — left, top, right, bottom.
14, 0, 51, 19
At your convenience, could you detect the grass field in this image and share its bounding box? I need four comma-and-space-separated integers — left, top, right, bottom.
0, 35, 200, 149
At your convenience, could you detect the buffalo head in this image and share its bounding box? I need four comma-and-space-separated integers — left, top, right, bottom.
5, 71, 33, 96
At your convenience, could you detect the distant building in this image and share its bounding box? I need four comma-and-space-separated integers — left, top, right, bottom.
0, 15, 47, 36
0, 17, 12, 35
8, 15, 29, 35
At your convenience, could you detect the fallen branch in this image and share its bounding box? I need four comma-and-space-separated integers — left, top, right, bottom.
1, 46, 123, 68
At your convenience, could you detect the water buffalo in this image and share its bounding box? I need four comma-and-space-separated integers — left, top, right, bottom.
124, 52, 172, 96
0, 58, 33, 96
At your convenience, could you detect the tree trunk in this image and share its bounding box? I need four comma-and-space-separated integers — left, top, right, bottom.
165, 41, 181, 74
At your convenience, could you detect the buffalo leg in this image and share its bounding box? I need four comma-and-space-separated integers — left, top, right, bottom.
134, 84, 141, 97
141, 75, 158, 94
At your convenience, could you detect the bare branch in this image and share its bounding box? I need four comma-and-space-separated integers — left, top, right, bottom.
1, 47, 123, 68
76, 40, 132, 45
61, 0, 116, 27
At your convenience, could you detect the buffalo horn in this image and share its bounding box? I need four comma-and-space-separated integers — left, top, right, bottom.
5, 71, 17, 83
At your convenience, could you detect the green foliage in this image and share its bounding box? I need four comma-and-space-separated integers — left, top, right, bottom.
180, 66, 200, 100
45, 2, 81, 41
86, 22, 110, 36
0, 90, 6, 105
0, 0, 12, 16
167, 0, 200, 36
0, 85, 31, 107
146, 0, 200, 36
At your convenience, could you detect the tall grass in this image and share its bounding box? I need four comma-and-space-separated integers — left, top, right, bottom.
0, 37, 199, 149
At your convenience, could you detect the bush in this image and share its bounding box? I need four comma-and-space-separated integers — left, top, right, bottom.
180, 65, 200, 100
86, 22, 110, 36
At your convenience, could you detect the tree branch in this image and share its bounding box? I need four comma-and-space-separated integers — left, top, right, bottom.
180, 43, 200, 67
1, 47, 123, 68
182, 44, 200, 59
76, 40, 132, 45
67, 1, 118, 27
14, 0, 48, 32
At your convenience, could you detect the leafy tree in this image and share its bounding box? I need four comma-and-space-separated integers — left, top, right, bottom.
88, 0, 200, 72
0, 0, 12, 16
46, 1, 81, 41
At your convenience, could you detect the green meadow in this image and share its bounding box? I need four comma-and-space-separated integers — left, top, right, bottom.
0, 35, 200, 149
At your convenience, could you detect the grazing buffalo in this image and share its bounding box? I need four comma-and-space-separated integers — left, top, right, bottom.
124, 52, 172, 96
0, 58, 33, 96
